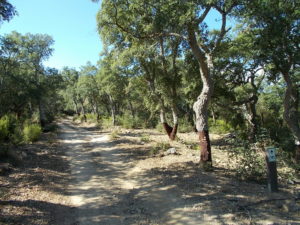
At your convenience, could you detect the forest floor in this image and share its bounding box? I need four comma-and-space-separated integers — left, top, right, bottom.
0, 118, 299, 225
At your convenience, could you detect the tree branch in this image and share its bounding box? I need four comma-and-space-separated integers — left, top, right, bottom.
111, 3, 187, 41
195, 6, 211, 26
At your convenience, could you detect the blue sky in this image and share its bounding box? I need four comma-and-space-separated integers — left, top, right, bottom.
0, 1, 228, 70
0, 0, 102, 70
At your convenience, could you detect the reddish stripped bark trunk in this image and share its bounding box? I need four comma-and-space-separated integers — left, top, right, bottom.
198, 131, 212, 162
160, 109, 178, 141
162, 123, 178, 140
188, 25, 213, 167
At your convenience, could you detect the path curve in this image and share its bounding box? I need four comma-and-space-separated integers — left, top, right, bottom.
58, 120, 211, 225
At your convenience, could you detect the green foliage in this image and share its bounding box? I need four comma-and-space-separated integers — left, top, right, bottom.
181, 140, 199, 150
0, 116, 10, 142
0, 114, 18, 142
86, 113, 98, 123
155, 123, 164, 133
178, 118, 194, 133
149, 142, 171, 156
140, 134, 150, 143
118, 114, 145, 129
227, 138, 266, 182
99, 117, 113, 129
0, 0, 17, 22
23, 124, 42, 143
209, 119, 233, 134
110, 129, 120, 140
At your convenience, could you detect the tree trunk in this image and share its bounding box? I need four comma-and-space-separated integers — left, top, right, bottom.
129, 100, 135, 118
170, 107, 178, 140
188, 26, 214, 167
193, 75, 213, 166
282, 71, 300, 162
160, 109, 178, 141
73, 99, 80, 116
111, 106, 116, 126
80, 101, 87, 122
248, 97, 258, 142
38, 99, 47, 127
109, 95, 116, 126
95, 105, 100, 122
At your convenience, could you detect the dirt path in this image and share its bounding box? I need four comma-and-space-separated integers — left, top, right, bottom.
58, 120, 208, 225
55, 119, 300, 225
1, 119, 298, 224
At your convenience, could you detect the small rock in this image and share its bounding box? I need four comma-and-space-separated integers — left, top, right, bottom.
288, 180, 295, 185
21, 152, 27, 158
166, 148, 176, 155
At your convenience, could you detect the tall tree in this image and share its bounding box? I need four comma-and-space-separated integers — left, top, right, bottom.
97, 50, 126, 126
97, 0, 238, 166
238, 0, 300, 161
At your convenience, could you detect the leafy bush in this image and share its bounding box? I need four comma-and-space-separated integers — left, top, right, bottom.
0, 116, 10, 142
119, 115, 137, 129
149, 142, 171, 156
156, 122, 164, 133
72, 114, 80, 121
226, 132, 270, 182
140, 134, 150, 143
178, 118, 194, 133
11, 126, 23, 144
118, 114, 148, 129
86, 113, 98, 123
110, 129, 120, 140
209, 119, 233, 134
23, 124, 42, 143
0, 114, 18, 142
100, 117, 113, 128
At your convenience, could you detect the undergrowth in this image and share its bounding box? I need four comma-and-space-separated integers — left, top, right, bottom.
149, 142, 171, 156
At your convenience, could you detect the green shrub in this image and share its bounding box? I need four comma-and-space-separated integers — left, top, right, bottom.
23, 124, 42, 143
178, 118, 194, 133
140, 134, 150, 143
182, 140, 199, 150
11, 126, 23, 144
118, 114, 150, 129
110, 129, 120, 140
156, 123, 164, 133
101, 117, 113, 128
86, 113, 98, 123
226, 137, 267, 182
149, 142, 171, 156
0, 114, 18, 142
0, 116, 10, 142
72, 114, 80, 121
119, 115, 134, 129
209, 119, 233, 134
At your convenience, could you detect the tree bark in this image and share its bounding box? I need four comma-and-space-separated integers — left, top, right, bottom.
73, 99, 80, 116
160, 108, 178, 141
188, 26, 213, 166
170, 107, 178, 140
248, 97, 258, 142
38, 98, 47, 127
282, 71, 300, 162
129, 100, 135, 118
109, 95, 116, 126
79, 100, 87, 122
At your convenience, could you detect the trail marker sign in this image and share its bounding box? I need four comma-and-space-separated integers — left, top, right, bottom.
266, 146, 278, 192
